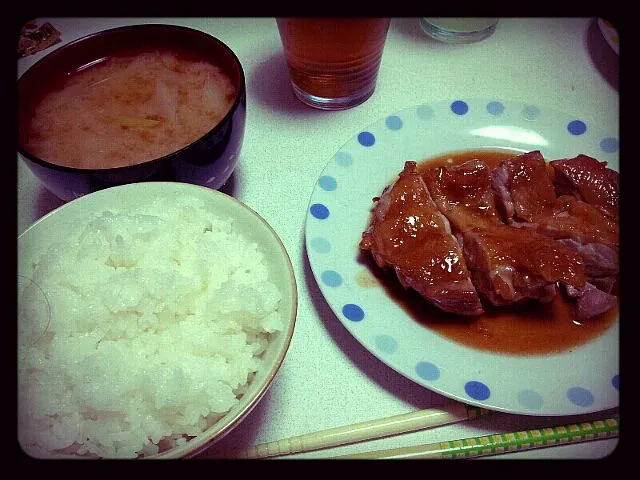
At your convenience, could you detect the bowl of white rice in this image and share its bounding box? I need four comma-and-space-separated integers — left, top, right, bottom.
17, 182, 297, 459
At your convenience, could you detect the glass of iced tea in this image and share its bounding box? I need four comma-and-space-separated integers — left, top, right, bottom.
276, 17, 391, 110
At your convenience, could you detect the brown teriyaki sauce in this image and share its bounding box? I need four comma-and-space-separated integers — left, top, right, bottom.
358, 149, 618, 356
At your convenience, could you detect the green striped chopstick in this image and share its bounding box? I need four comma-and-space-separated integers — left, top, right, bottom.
330, 416, 619, 459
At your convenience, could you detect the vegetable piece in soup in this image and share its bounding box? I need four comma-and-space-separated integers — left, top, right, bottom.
22, 49, 236, 169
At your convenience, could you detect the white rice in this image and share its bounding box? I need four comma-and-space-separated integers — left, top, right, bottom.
18, 195, 284, 459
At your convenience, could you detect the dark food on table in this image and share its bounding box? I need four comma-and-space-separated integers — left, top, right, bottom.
360, 151, 619, 321
18, 21, 61, 57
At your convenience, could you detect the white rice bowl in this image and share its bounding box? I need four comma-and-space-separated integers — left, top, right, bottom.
17, 182, 297, 459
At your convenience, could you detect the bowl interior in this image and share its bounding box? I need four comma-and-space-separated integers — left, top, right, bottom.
18, 182, 297, 459
17, 24, 245, 165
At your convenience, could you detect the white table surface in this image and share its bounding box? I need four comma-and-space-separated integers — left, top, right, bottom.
17, 17, 619, 460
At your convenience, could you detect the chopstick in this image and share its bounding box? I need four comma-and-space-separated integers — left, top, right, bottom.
233, 402, 489, 459
328, 416, 619, 460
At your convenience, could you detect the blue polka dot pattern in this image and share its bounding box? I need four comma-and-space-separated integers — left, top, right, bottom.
567, 120, 587, 135
358, 131, 376, 147
522, 105, 541, 121
305, 99, 619, 415
465, 381, 491, 400
321, 270, 342, 287
416, 362, 440, 381
517, 389, 543, 410
385, 115, 403, 130
318, 175, 337, 191
375, 335, 398, 354
335, 151, 353, 167
486, 101, 505, 116
416, 104, 434, 120
342, 304, 364, 322
567, 387, 594, 407
310, 203, 329, 220
310, 237, 331, 254
451, 100, 469, 115
600, 137, 619, 153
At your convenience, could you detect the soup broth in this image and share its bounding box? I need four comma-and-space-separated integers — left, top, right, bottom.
21, 48, 236, 169
359, 149, 618, 356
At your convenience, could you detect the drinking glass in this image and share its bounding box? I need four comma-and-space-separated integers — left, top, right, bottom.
276, 18, 391, 110
419, 18, 499, 43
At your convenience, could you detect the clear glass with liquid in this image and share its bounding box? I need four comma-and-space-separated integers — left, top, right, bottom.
419, 18, 499, 43
276, 18, 391, 110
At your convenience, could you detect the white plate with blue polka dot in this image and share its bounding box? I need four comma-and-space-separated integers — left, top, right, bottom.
305, 98, 619, 416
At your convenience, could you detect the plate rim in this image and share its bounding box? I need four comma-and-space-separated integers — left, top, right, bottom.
597, 18, 619, 55
304, 97, 619, 416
